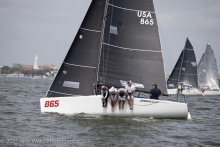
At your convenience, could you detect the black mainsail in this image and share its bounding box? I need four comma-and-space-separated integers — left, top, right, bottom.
198, 42, 219, 90
98, 0, 167, 94
167, 38, 198, 89
47, 0, 168, 97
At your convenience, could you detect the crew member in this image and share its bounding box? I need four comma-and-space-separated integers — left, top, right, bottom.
125, 81, 136, 110
109, 86, 118, 111
148, 84, 162, 100
101, 86, 109, 107
202, 86, 206, 93
118, 88, 126, 109
178, 84, 183, 94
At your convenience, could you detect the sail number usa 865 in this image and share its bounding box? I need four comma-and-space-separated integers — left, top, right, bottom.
44, 100, 59, 107
137, 11, 154, 25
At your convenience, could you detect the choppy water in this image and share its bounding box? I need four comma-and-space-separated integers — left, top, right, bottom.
0, 77, 220, 147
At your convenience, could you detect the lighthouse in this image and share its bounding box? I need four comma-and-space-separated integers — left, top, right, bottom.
33, 54, 39, 70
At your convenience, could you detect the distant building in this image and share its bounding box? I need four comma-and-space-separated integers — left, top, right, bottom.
21, 67, 32, 71
38, 66, 52, 70
13, 55, 59, 71
48, 64, 59, 70
33, 54, 39, 70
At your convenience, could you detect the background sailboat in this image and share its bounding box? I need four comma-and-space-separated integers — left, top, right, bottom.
197, 42, 220, 95
40, 0, 189, 119
167, 38, 199, 95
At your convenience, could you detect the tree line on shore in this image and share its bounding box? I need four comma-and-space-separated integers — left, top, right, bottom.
1, 65, 53, 76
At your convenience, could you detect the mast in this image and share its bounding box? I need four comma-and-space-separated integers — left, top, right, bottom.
96, 0, 109, 84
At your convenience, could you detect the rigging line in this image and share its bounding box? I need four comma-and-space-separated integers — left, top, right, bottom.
158, 24, 172, 74
108, 3, 155, 13
96, 0, 109, 84
104, 0, 114, 85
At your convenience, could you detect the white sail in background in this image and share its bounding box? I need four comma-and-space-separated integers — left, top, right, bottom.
198, 42, 219, 90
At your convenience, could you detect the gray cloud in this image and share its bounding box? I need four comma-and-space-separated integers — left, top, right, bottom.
0, 0, 219, 75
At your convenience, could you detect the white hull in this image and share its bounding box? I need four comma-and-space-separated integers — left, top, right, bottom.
40, 95, 189, 119
168, 89, 220, 96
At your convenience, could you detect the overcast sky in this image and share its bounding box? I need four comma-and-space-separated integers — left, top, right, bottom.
0, 0, 219, 75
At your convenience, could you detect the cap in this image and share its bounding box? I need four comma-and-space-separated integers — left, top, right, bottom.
109, 86, 116, 92
127, 80, 132, 84
101, 86, 106, 90
152, 84, 157, 87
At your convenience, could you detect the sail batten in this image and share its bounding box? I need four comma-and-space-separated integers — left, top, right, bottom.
108, 3, 156, 13
102, 43, 162, 52
63, 62, 96, 69
80, 27, 101, 33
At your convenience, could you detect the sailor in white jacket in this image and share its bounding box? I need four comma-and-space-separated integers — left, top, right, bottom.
125, 81, 136, 110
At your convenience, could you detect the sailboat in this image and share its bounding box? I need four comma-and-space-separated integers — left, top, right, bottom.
40, 0, 190, 119
167, 38, 200, 95
197, 42, 220, 95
